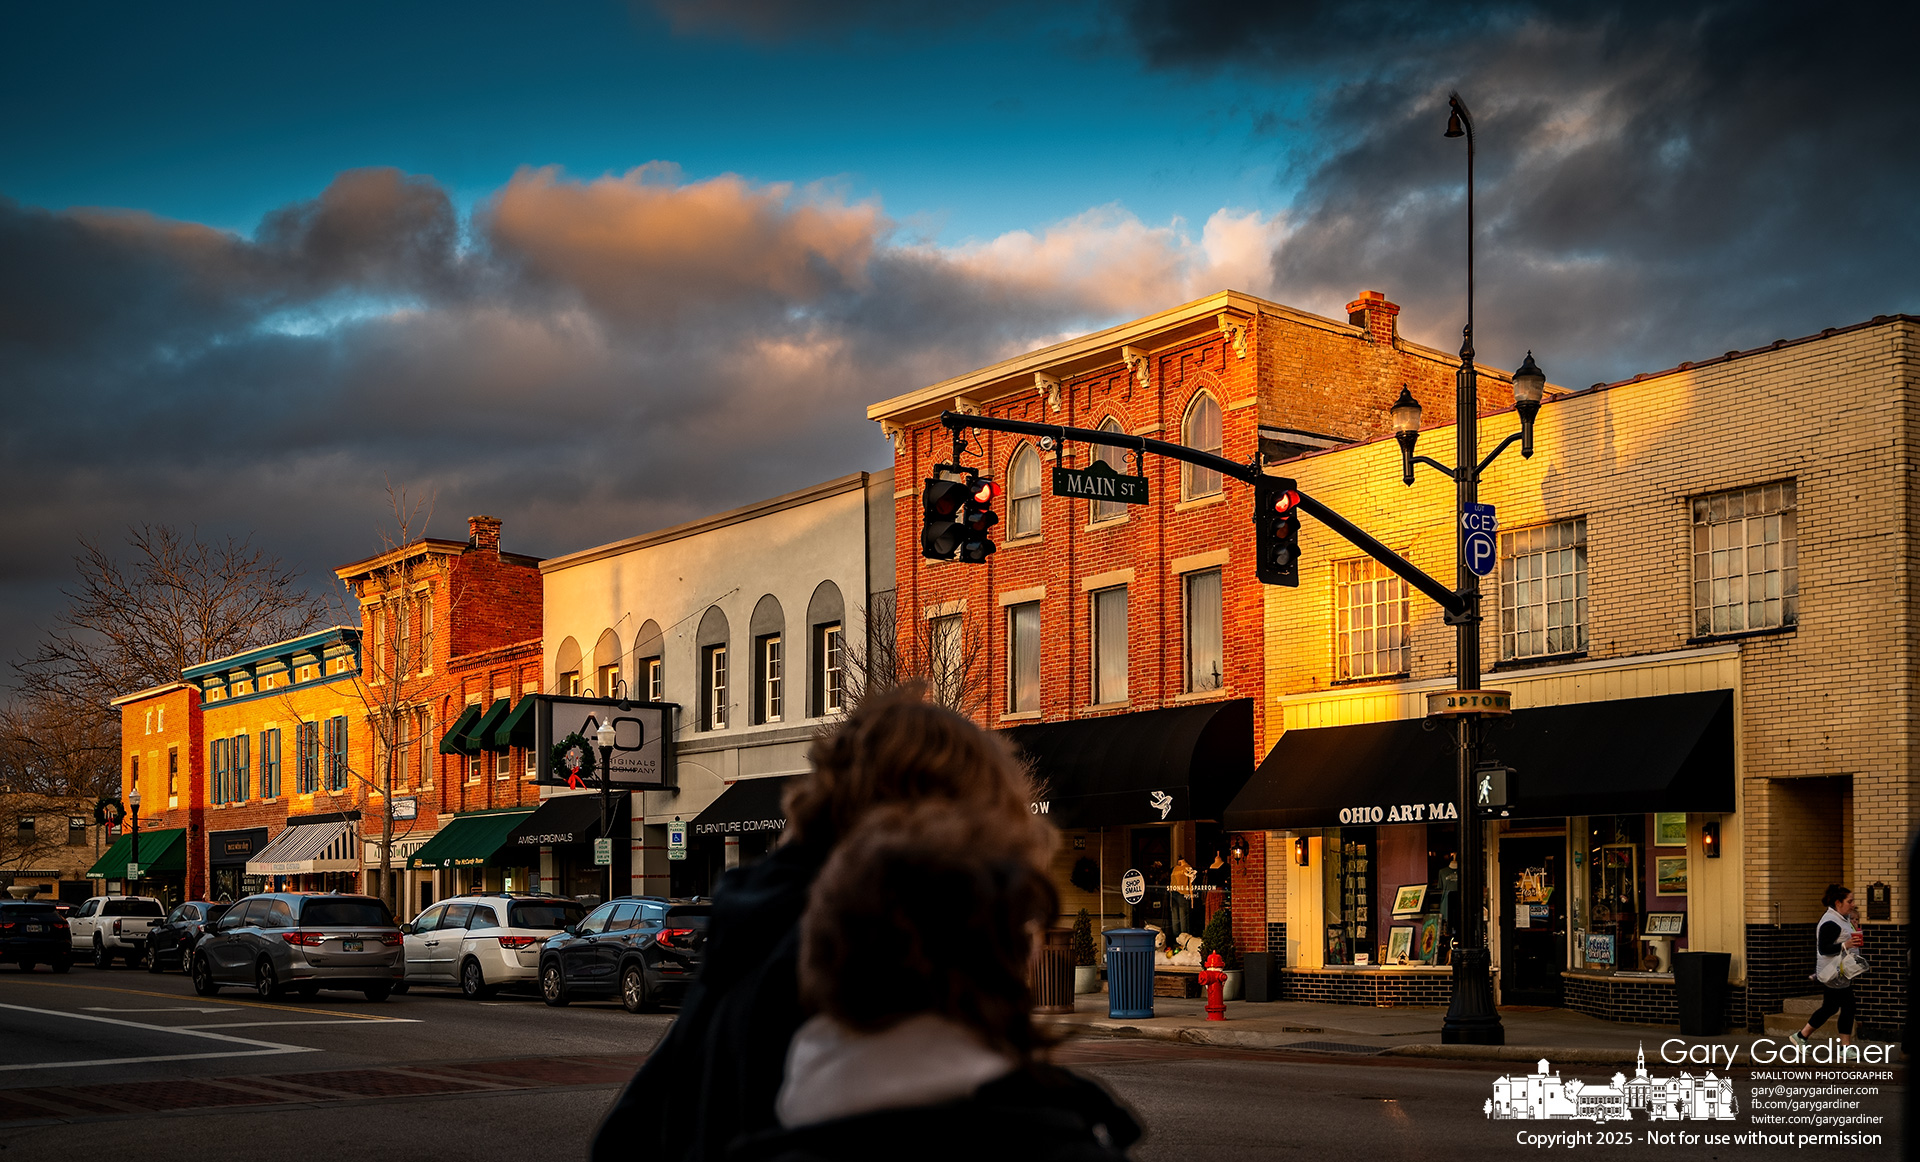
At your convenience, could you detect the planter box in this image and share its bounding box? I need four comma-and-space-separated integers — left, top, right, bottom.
1074, 965, 1101, 994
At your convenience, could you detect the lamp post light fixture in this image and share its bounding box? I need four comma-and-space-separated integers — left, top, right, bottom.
128, 786, 142, 889
1389, 92, 1553, 1046
596, 715, 617, 905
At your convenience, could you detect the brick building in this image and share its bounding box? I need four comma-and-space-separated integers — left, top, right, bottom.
1226, 313, 1917, 1035
332, 515, 544, 918
866, 288, 1516, 980
105, 681, 203, 902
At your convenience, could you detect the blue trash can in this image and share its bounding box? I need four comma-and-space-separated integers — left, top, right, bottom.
1105, 928, 1155, 1019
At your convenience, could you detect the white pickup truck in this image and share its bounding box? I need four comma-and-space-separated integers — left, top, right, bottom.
69, 896, 166, 968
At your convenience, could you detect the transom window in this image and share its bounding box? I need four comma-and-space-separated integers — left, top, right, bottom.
1335, 557, 1410, 680
1008, 444, 1042, 538
1692, 481, 1797, 635
1182, 392, 1223, 499
1500, 519, 1589, 660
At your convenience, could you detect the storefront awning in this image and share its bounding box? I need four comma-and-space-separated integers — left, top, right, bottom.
87, 828, 187, 879
689, 776, 791, 838
246, 819, 359, 875
1000, 698, 1254, 829
501, 791, 630, 852
467, 699, 512, 753
1225, 689, 1737, 831
440, 703, 484, 755
406, 809, 535, 870
491, 695, 536, 751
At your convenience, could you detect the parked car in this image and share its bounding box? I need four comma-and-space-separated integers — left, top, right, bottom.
399, 892, 587, 1000
145, 901, 230, 972
538, 897, 710, 1013
191, 893, 403, 1001
68, 896, 165, 968
0, 900, 72, 972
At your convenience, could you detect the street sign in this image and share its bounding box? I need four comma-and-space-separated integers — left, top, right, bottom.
392, 797, 417, 821
125, 863, 141, 880
667, 818, 687, 862
1461, 502, 1498, 577
1121, 868, 1146, 905
1052, 460, 1148, 506
593, 837, 612, 866
1427, 689, 1513, 717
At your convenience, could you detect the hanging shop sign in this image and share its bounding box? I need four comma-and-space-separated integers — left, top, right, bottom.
1121, 868, 1146, 905
536, 696, 677, 790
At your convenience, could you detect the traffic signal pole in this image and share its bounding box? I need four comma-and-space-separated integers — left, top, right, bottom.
936, 410, 1469, 618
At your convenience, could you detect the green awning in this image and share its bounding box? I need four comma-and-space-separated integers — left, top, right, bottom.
87, 828, 187, 879
491, 695, 536, 751
467, 699, 512, 753
440, 703, 484, 755
406, 809, 534, 870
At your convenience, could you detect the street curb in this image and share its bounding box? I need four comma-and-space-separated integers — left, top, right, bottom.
1384, 1044, 1644, 1065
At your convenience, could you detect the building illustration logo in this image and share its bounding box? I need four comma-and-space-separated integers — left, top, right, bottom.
1486, 1046, 1736, 1122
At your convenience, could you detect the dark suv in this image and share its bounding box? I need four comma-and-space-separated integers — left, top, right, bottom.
538, 897, 709, 1013
0, 901, 71, 972
192, 893, 402, 1001
146, 901, 230, 972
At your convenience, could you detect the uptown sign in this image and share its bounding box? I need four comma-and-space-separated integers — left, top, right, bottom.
1339, 801, 1460, 825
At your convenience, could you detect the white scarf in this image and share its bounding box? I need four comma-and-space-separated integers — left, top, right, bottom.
775, 1013, 1017, 1128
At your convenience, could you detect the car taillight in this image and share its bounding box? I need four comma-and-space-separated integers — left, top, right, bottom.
113, 919, 123, 935
378, 932, 403, 946
282, 931, 324, 947
0, 921, 14, 932
54, 922, 68, 931
496, 935, 540, 949
657, 927, 696, 949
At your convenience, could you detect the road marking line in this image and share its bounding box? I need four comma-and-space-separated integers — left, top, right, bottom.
83, 1006, 233, 1013
7, 979, 401, 1020
0, 1002, 317, 1073
174, 1019, 420, 1029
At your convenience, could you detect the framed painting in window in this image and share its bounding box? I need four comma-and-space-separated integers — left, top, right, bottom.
1654, 812, 1687, 847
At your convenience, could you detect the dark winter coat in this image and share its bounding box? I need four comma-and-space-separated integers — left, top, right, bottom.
590, 839, 828, 1162
724, 1065, 1142, 1162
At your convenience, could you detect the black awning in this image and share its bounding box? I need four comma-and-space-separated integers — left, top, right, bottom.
1000, 699, 1254, 829
689, 776, 791, 838
500, 791, 630, 851
1225, 689, 1736, 831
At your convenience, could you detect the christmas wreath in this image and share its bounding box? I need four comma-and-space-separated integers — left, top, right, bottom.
549, 732, 596, 789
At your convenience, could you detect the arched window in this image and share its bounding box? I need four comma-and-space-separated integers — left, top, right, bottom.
553, 636, 582, 696
1009, 443, 1042, 537
1091, 417, 1129, 523
749, 594, 786, 725
593, 629, 622, 699
1183, 391, 1223, 499
696, 606, 731, 731
633, 619, 664, 702
805, 581, 846, 717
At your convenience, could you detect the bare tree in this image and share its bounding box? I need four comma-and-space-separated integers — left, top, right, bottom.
16, 525, 329, 722
0, 794, 75, 888
838, 589, 990, 718
0, 698, 119, 800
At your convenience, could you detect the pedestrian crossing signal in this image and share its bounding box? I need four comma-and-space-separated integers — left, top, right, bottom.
1255, 477, 1302, 587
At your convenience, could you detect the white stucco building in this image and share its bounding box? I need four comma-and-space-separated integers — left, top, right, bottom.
538, 471, 894, 897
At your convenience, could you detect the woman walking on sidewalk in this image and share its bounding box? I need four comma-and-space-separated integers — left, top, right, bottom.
1790, 883, 1865, 1053
590, 684, 1046, 1162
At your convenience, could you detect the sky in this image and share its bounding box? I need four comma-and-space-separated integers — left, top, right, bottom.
3, 0, 1917, 686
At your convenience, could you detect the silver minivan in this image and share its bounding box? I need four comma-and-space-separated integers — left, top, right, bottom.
191, 893, 403, 1001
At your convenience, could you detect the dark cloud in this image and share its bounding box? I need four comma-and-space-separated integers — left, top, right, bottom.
642, 0, 1025, 43
1116, 0, 1920, 382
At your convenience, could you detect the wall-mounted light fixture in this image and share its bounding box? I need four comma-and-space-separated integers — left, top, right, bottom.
1701, 821, 1721, 858
1230, 835, 1249, 863
1294, 835, 1310, 867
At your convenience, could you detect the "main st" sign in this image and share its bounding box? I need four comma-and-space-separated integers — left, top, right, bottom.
1052, 460, 1149, 505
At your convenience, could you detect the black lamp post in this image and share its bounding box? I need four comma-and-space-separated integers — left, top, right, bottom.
1386, 92, 1551, 1046
128, 786, 141, 891
596, 715, 616, 906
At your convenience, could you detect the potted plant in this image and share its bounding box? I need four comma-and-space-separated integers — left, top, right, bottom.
1200, 905, 1242, 1000
1070, 908, 1100, 994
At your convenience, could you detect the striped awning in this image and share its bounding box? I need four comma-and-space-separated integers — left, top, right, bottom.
246, 819, 358, 875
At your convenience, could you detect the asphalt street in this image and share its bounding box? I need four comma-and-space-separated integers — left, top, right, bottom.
0, 963, 1901, 1162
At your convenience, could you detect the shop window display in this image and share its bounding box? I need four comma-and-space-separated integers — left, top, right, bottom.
1322, 824, 1457, 966
1571, 814, 1689, 974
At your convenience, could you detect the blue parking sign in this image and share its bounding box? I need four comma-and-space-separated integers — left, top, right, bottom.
1462, 503, 1498, 577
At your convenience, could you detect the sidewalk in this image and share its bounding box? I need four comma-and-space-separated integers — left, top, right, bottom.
1042, 995, 1884, 1065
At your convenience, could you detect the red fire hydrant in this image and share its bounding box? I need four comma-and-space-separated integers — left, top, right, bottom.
1199, 952, 1228, 1021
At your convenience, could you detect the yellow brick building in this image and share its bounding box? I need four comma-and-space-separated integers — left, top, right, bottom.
1233, 314, 1917, 1034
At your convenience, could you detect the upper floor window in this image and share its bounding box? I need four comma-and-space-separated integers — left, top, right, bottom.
157, 705, 164, 732
420, 593, 435, 667
167, 747, 179, 796
260, 729, 281, 799
1091, 418, 1130, 523
1335, 556, 1409, 680
370, 605, 387, 681
68, 816, 87, 845
296, 721, 320, 795
1091, 585, 1128, 704
564, 671, 582, 697
819, 624, 844, 715
703, 645, 730, 730
1182, 392, 1223, 499
1183, 570, 1223, 692
928, 613, 965, 709
16, 815, 33, 838
598, 664, 621, 700
144, 710, 153, 735
1500, 518, 1589, 660
1007, 603, 1041, 712
322, 716, 349, 792
1693, 481, 1797, 635
1008, 444, 1042, 538
643, 657, 663, 702
756, 635, 784, 724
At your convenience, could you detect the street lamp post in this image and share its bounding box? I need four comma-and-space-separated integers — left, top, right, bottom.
128, 787, 141, 892
596, 716, 617, 906
1387, 92, 1550, 1046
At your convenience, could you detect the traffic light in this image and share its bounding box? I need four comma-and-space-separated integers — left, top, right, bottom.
1254, 476, 1302, 586
957, 473, 1000, 563
921, 475, 971, 560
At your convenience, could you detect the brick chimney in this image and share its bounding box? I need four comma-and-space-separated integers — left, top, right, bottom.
468, 515, 503, 554
1346, 290, 1400, 345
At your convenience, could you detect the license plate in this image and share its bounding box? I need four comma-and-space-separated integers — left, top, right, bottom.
24, 924, 43, 933
342, 939, 363, 952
